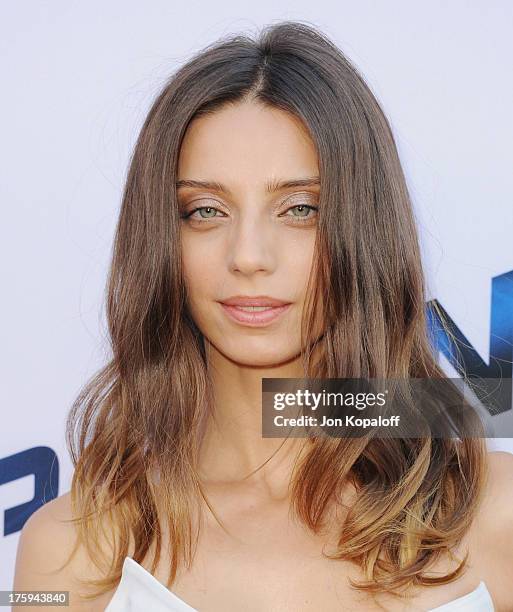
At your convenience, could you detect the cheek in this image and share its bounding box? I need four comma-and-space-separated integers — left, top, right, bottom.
282, 234, 316, 287
284, 235, 322, 329
181, 233, 217, 286
181, 243, 215, 315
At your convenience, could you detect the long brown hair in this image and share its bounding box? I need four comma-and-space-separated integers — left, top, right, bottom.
63, 20, 488, 601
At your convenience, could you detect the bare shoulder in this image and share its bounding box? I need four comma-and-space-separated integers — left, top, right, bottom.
470, 451, 513, 609
13, 491, 114, 611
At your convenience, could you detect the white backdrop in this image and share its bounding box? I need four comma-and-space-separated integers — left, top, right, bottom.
2, 0, 512, 592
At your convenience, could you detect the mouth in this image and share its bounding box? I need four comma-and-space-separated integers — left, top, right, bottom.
217, 299, 292, 327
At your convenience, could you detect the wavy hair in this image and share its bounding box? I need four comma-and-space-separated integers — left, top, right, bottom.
62, 20, 488, 603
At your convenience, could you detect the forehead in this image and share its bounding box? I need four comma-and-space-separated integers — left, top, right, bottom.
177, 100, 318, 188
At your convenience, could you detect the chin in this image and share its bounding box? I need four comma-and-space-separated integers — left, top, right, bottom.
221, 342, 300, 368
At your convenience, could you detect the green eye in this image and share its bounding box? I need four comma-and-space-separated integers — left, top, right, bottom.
197, 206, 218, 218
283, 204, 318, 222
289, 205, 314, 217
181, 205, 225, 220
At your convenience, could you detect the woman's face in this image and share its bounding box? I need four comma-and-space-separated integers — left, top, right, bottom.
177, 100, 321, 368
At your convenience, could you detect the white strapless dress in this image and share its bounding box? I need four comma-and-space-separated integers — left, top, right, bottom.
104, 556, 495, 611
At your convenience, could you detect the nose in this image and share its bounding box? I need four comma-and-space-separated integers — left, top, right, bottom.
227, 210, 276, 276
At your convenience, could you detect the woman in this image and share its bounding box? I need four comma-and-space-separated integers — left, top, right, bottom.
14, 20, 513, 611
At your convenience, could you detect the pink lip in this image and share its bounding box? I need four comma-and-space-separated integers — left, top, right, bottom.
220, 295, 291, 307
219, 302, 291, 326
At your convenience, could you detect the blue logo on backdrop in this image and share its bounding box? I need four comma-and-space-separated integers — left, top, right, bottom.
0, 447, 58, 536
427, 269, 513, 415
1, 269, 512, 536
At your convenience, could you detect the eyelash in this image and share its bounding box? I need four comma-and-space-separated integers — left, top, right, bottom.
180, 200, 319, 225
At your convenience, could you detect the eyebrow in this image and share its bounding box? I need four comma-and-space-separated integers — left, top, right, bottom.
176, 176, 320, 195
